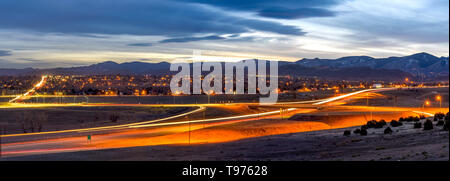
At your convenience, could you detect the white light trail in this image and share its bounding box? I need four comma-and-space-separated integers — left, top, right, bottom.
130, 108, 297, 128
412, 111, 434, 117
312, 88, 394, 105
9, 75, 47, 103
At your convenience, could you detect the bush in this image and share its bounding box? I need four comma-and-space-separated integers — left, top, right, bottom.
436, 120, 445, 126
423, 119, 433, 130
434, 113, 445, 120
360, 128, 368, 136
384, 127, 393, 134
343, 130, 351, 136
374, 120, 386, 129
444, 120, 449, 131
414, 122, 422, 129
404, 116, 420, 122
399, 117, 405, 122
419, 115, 426, 119
353, 129, 361, 134
366, 120, 377, 128
390, 120, 403, 127
361, 125, 368, 130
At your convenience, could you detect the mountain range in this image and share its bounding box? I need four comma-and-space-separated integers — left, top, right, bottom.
0, 52, 448, 81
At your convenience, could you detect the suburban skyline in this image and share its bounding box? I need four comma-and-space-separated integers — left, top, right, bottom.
0, 0, 448, 69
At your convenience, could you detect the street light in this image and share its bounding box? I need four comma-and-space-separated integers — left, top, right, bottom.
366, 93, 373, 120
436, 95, 442, 113
422, 100, 430, 110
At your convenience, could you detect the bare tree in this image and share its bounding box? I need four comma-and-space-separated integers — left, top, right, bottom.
15, 112, 30, 133
15, 112, 47, 133
109, 112, 120, 123
36, 112, 48, 132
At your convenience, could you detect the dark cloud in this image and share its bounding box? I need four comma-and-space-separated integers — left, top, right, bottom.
0, 0, 305, 36
178, 0, 339, 19
159, 35, 226, 43
127, 43, 153, 47
258, 8, 336, 19
0, 50, 12, 57
18, 58, 41, 62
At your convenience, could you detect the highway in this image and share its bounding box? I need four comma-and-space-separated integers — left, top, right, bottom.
0, 85, 446, 158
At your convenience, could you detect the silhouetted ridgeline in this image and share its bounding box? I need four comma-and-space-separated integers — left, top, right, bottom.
0, 53, 448, 81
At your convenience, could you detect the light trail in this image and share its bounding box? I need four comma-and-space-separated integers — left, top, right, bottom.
3, 86, 443, 158
312, 88, 394, 105
9, 75, 47, 103
412, 111, 434, 117
130, 108, 298, 128
0, 87, 395, 137
0, 106, 205, 138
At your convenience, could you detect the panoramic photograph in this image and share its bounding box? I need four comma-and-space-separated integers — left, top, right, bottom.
0, 0, 448, 178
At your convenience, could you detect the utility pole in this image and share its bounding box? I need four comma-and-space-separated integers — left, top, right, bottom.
0, 125, 3, 158
366, 93, 373, 120
437, 95, 442, 113
203, 108, 206, 128
187, 116, 191, 144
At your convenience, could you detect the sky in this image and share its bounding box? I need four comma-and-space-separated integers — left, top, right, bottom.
0, 0, 448, 68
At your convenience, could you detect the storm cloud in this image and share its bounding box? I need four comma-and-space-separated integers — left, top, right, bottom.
0, 0, 305, 36
0, 50, 12, 57
178, 0, 339, 19
159, 35, 226, 43
127, 43, 153, 47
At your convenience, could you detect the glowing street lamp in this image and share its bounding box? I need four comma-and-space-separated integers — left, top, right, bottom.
422, 100, 430, 110
436, 95, 442, 112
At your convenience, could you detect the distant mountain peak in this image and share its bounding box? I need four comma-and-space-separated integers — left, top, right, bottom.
407, 52, 438, 59
95, 61, 119, 65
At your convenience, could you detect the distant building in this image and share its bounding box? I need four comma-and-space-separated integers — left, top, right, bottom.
372, 84, 383, 88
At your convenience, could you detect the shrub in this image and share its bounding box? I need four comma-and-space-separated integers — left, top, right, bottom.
384, 127, 393, 134
353, 129, 361, 134
361, 125, 368, 130
434, 113, 445, 120
366, 120, 377, 128
414, 122, 422, 129
413, 117, 420, 122
374, 120, 386, 129
423, 119, 433, 130
360, 128, 368, 136
444, 120, 449, 131
405, 116, 414, 122
390, 120, 403, 127
419, 115, 426, 119
343, 130, 351, 136
399, 117, 405, 122
436, 120, 445, 126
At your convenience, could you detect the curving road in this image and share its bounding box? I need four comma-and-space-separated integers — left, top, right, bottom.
0, 86, 444, 158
